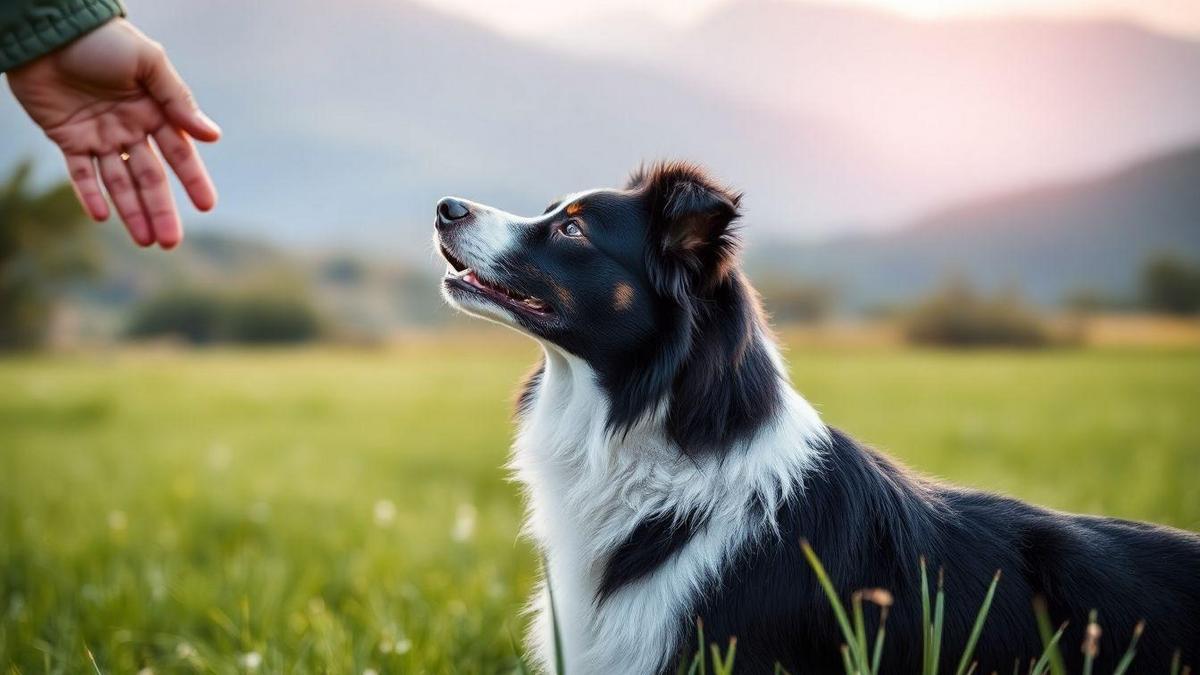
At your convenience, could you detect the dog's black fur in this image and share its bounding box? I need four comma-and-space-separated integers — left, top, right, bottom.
682, 428, 1200, 673
447, 161, 1200, 673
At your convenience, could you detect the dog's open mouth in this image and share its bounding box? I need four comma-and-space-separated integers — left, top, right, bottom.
441, 245, 551, 315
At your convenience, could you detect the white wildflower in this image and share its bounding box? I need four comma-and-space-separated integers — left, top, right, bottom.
240, 651, 262, 670
451, 503, 476, 542
373, 499, 396, 526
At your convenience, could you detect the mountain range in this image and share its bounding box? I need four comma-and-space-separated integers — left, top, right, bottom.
2, 0, 1197, 254
749, 143, 1200, 308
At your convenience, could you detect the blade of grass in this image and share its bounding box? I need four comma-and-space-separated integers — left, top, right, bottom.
1031, 622, 1068, 675
1169, 649, 1182, 675
955, 571, 1001, 675
802, 540, 868, 670
84, 644, 103, 675
543, 562, 566, 675
870, 608, 888, 675
1032, 597, 1066, 675
697, 618, 707, 675
1081, 611, 1099, 675
841, 645, 855, 675
710, 638, 737, 675
929, 568, 946, 675
921, 558, 932, 675
1110, 621, 1144, 675
853, 592, 869, 673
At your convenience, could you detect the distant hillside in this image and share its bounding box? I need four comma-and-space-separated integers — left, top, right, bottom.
748, 144, 1200, 308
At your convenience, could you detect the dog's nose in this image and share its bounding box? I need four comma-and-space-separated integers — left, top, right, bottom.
436, 197, 470, 229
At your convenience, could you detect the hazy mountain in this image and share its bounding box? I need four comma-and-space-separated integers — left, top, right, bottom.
0, 0, 913, 251
3, 0, 1197, 255
548, 0, 1200, 227
748, 144, 1200, 308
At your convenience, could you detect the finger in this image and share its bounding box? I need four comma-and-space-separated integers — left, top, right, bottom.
98, 153, 153, 247
64, 154, 110, 221
127, 139, 182, 249
141, 43, 221, 142
153, 126, 217, 211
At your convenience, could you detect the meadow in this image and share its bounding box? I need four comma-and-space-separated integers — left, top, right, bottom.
1, 332, 1197, 674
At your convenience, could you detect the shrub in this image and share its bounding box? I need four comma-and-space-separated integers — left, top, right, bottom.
0, 161, 95, 350
126, 289, 321, 345
760, 281, 838, 323
222, 295, 321, 344
1140, 255, 1200, 315
904, 278, 1048, 348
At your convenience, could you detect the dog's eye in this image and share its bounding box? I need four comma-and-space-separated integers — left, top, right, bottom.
560, 220, 584, 238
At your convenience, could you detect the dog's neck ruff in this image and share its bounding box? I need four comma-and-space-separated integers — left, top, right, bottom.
510, 337, 828, 674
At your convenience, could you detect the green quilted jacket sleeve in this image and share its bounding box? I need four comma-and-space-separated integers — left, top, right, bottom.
0, 0, 124, 73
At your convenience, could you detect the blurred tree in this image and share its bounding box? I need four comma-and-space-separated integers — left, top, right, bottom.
904, 276, 1048, 348
321, 255, 367, 285
0, 160, 96, 350
223, 295, 320, 344
126, 288, 321, 345
125, 290, 224, 344
759, 281, 837, 324
1140, 254, 1200, 315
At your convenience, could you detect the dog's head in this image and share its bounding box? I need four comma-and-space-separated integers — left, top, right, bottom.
436, 161, 741, 349
435, 162, 779, 453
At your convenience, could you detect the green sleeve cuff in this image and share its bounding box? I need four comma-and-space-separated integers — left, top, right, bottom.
0, 0, 125, 73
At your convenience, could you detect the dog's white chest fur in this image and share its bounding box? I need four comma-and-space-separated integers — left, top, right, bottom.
510, 345, 827, 674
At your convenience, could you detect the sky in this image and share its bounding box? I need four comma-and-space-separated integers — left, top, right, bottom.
412, 0, 1200, 38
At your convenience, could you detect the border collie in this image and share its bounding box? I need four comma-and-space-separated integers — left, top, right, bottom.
433, 162, 1200, 674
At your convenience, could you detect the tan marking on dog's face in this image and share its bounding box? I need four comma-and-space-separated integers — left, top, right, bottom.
551, 282, 574, 310
566, 202, 583, 217
613, 282, 634, 311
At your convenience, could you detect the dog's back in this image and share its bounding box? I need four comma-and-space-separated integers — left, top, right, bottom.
685, 429, 1200, 674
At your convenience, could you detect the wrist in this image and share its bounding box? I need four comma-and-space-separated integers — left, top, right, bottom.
0, 0, 125, 73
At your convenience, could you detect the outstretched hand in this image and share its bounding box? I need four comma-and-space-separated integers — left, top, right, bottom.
6, 18, 220, 248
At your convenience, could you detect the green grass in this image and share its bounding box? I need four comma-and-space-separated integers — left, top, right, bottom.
1, 336, 1198, 673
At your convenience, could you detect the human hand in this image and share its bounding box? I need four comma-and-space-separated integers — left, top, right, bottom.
6, 18, 220, 248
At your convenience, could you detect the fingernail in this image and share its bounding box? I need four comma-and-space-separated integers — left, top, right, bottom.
197, 110, 222, 135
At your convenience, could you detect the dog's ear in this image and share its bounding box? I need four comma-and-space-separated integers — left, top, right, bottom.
628, 162, 742, 295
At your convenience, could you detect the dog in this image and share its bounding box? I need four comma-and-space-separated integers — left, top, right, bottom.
433, 161, 1200, 674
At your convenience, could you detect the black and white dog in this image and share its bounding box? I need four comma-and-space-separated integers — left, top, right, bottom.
433, 162, 1200, 674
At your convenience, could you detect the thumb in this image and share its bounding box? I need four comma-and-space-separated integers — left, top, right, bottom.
141, 43, 221, 142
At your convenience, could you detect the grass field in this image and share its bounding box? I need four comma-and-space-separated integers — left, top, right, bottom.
1, 333, 1198, 673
